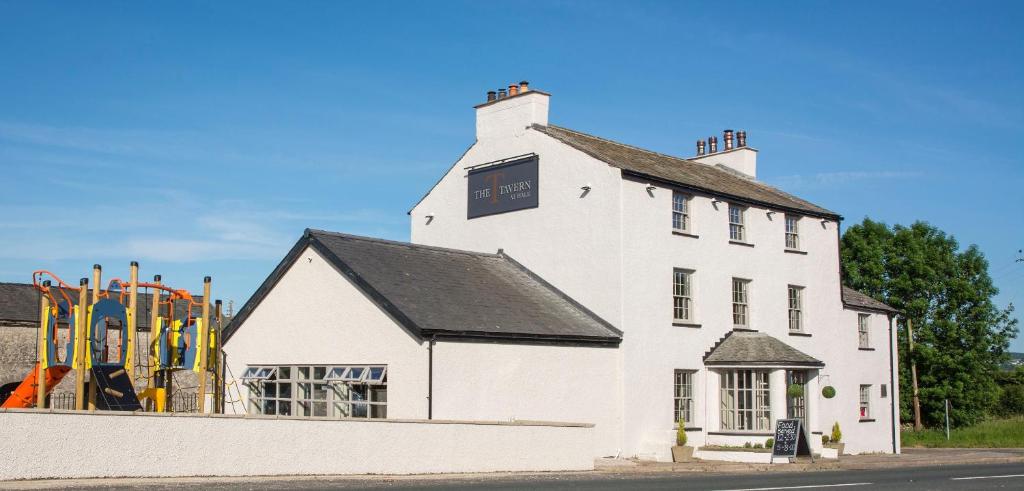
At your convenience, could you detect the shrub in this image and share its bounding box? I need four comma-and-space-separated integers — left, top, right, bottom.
766, 438, 774, 449
821, 435, 830, 446
743, 441, 752, 448
753, 443, 764, 449
676, 419, 688, 446
822, 386, 837, 399
787, 384, 805, 398
998, 385, 1024, 416
831, 422, 843, 443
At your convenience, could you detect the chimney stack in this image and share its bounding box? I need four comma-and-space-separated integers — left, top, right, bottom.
696, 139, 706, 156
709, 136, 718, 153
486, 90, 496, 102
737, 130, 747, 147
519, 80, 529, 93
724, 129, 734, 150
508, 83, 519, 96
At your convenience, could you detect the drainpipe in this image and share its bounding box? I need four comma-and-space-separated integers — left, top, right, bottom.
888, 314, 897, 454
428, 335, 436, 419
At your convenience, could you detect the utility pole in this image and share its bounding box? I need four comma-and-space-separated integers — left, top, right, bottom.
908, 317, 923, 431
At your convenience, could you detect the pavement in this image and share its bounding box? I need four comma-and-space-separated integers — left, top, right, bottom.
2, 448, 1024, 490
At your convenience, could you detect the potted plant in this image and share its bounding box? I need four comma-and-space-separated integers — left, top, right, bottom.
671, 419, 694, 462
826, 422, 845, 455
822, 386, 837, 399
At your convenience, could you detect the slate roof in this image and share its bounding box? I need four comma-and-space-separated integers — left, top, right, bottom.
0, 281, 207, 329
703, 331, 824, 367
223, 229, 622, 346
532, 124, 839, 219
841, 286, 897, 314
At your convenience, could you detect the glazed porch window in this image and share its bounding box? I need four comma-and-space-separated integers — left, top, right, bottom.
720, 369, 771, 431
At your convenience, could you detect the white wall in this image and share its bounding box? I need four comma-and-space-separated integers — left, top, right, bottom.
0, 409, 594, 480
432, 340, 622, 458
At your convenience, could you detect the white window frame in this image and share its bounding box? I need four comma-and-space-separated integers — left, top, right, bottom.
720, 369, 771, 431
673, 269, 694, 322
859, 384, 871, 420
728, 204, 746, 242
788, 285, 803, 332
240, 366, 277, 381
785, 215, 800, 250
732, 278, 750, 328
672, 191, 690, 233
674, 370, 695, 425
858, 314, 871, 348
246, 364, 387, 420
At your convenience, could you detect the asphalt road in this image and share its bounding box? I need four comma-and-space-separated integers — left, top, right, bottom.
16, 462, 1024, 491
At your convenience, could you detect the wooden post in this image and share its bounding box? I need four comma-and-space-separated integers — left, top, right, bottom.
127, 262, 138, 385
908, 317, 923, 431
87, 264, 101, 411
36, 281, 52, 409
197, 276, 212, 413
164, 278, 173, 411
148, 275, 162, 412
75, 278, 88, 410
214, 299, 223, 414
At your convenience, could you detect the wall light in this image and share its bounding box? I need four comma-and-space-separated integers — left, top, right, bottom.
645, 183, 657, 192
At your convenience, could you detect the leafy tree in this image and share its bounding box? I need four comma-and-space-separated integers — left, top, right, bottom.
841, 218, 1019, 427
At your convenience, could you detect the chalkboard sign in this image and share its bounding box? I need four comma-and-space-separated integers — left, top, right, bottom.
771, 418, 813, 462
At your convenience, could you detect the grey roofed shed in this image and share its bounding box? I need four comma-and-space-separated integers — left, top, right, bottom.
703, 330, 824, 367
223, 229, 622, 346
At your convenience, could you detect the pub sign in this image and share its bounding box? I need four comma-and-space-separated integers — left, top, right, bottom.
467, 156, 539, 219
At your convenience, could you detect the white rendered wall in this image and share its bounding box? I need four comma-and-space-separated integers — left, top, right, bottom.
223, 246, 429, 419
0, 410, 594, 480
432, 340, 622, 458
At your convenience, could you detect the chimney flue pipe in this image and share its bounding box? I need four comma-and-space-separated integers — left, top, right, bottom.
724, 129, 734, 150
737, 130, 747, 147
696, 139, 706, 156
486, 91, 496, 102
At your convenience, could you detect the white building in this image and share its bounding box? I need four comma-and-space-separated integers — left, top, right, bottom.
224, 83, 899, 461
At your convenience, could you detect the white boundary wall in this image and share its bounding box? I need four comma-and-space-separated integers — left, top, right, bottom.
0, 409, 594, 480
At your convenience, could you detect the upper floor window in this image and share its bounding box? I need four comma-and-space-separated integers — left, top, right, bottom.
858, 313, 870, 348
674, 370, 695, 424
785, 215, 800, 249
672, 192, 690, 232
673, 269, 693, 322
729, 204, 746, 242
859, 384, 871, 420
732, 278, 750, 327
788, 285, 803, 332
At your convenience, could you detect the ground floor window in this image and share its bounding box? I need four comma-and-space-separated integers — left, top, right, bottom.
859, 384, 871, 420
720, 369, 771, 431
242, 364, 387, 419
674, 370, 695, 425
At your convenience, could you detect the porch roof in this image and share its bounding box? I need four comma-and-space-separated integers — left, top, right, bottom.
703, 330, 824, 367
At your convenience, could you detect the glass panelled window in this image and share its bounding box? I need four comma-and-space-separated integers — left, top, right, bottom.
785, 215, 800, 249
674, 370, 695, 424
788, 286, 803, 332
732, 278, 750, 327
247, 364, 387, 419
859, 384, 871, 419
672, 191, 690, 232
729, 204, 745, 241
858, 314, 870, 348
673, 269, 693, 322
786, 370, 807, 421
720, 369, 771, 431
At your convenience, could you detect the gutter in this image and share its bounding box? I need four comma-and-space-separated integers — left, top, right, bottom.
427, 334, 435, 419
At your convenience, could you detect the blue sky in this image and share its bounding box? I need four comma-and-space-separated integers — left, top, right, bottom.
1, 2, 1022, 349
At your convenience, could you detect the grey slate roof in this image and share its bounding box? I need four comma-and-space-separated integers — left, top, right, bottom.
532, 124, 839, 219
223, 229, 622, 345
841, 286, 897, 313
0, 281, 206, 329
703, 331, 824, 367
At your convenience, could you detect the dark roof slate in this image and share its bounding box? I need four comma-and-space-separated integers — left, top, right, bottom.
532, 124, 839, 218
703, 331, 824, 367
223, 229, 622, 345
0, 282, 207, 329
841, 286, 897, 313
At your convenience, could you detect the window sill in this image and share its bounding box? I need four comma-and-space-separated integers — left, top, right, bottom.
858, 419, 876, 423
733, 327, 757, 332
673, 322, 702, 328
674, 426, 703, 431
708, 431, 774, 436
672, 230, 700, 239
784, 248, 808, 255
729, 240, 755, 248
858, 347, 875, 351
788, 331, 812, 337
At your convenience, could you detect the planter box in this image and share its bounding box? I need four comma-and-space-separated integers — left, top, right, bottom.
694, 448, 773, 463
820, 447, 839, 459
671, 445, 694, 462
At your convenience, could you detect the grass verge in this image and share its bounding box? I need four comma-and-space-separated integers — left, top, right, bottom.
901, 416, 1024, 448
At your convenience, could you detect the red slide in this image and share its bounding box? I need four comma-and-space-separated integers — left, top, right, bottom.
0, 363, 72, 408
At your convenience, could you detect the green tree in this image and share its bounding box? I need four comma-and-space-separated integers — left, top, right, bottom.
841, 218, 1018, 427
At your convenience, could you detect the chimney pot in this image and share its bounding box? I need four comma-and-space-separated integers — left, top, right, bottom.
724, 129, 734, 150
696, 139, 706, 156
519, 80, 529, 92
508, 84, 518, 96
486, 90, 496, 102
737, 130, 747, 147
709, 136, 718, 153
497, 88, 507, 99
